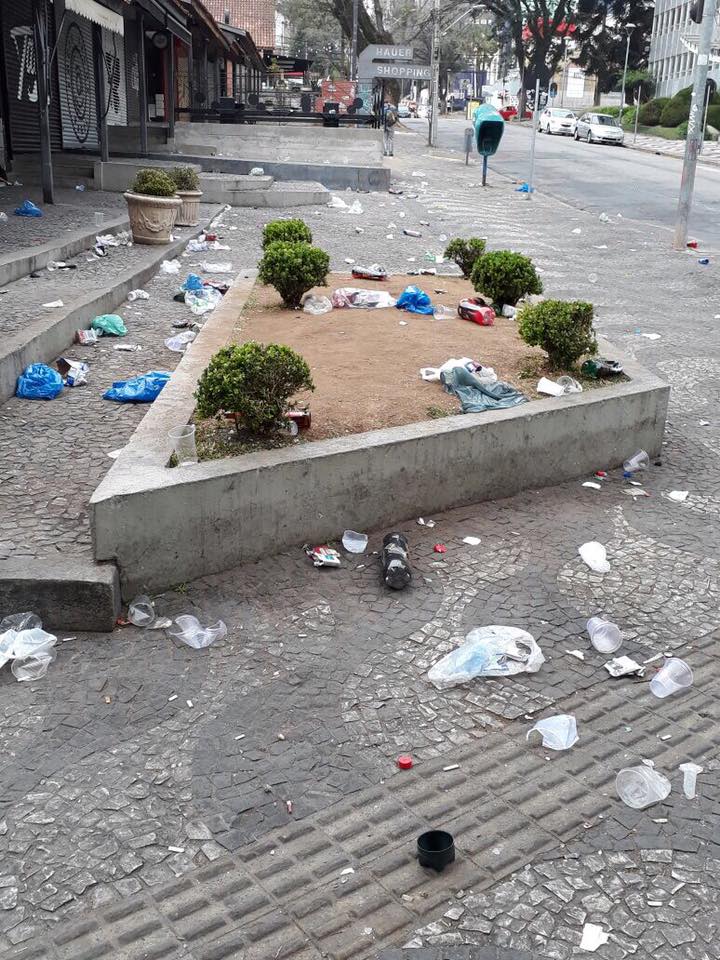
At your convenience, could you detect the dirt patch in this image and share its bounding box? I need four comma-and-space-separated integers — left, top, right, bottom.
223, 274, 609, 443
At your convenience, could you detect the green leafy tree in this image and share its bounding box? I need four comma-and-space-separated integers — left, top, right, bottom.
518, 300, 597, 368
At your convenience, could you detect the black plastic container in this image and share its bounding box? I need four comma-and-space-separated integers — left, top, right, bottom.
417, 830, 455, 872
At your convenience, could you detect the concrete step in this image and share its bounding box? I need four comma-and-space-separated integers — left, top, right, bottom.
93, 159, 203, 193
197, 172, 275, 203
230, 180, 329, 207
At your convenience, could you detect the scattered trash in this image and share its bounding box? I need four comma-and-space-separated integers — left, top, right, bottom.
428, 625, 544, 688
42, 300, 64, 309
92, 314, 127, 337
641, 332, 661, 340
432, 305, 453, 320
566, 649, 585, 660
516, 182, 534, 193
127, 289, 150, 301
581, 357, 623, 379
396, 285, 434, 315
403, 229, 422, 237
347, 200, 363, 215
501, 304, 517, 319
443, 764, 460, 771
417, 517, 435, 528
616, 765, 671, 808
458, 298, 495, 325
679, 762, 703, 799
185, 238, 209, 253
16, 364, 64, 400
582, 481, 602, 490
698, 257, 710, 265
433, 543, 447, 554
588, 273, 598, 283
397, 755, 413, 769
462, 536, 481, 546
604, 655, 644, 677
527, 714, 578, 751
580, 923, 609, 952
0, 615, 58, 682
332, 288, 396, 309
128, 596, 161, 627
75, 184, 86, 192
342, 530, 368, 553
56, 357, 89, 387
14, 199, 43, 217
352, 264, 388, 281
586, 616, 622, 654
687, 239, 699, 249
165, 330, 197, 353
344, 258, 355, 265
168, 616, 228, 649
96, 231, 131, 248
328, 195, 349, 209
185, 287, 223, 316
578, 541, 610, 574
113, 343, 142, 352
103, 371, 170, 403
667, 490, 689, 502
303, 295, 333, 315
441, 366, 527, 414
417, 830, 455, 872
75, 329, 99, 346
649, 657, 693, 698
249, 166, 264, 176
160, 259, 182, 274
571, 227, 581, 235
382, 533, 412, 590
286, 800, 293, 814
305, 545, 341, 568
622, 487, 650, 498
599, 212, 610, 223
200, 261, 233, 273
0, 213, 7, 223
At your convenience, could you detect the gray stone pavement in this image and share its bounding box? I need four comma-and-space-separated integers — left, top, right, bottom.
1, 136, 720, 959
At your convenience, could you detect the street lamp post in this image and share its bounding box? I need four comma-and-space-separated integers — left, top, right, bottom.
619, 24, 635, 126
351, 0, 359, 81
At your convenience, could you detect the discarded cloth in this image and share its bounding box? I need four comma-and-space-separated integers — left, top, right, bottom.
103, 370, 170, 403
91, 314, 127, 337
16, 363, 64, 400
428, 625, 544, 689
421, 359, 497, 383
440, 365, 527, 414
331, 288, 396, 309
396, 285, 433, 315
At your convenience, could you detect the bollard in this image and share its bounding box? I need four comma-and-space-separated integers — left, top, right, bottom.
464, 127, 473, 165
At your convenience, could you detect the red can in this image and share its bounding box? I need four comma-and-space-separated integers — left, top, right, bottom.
458, 298, 495, 326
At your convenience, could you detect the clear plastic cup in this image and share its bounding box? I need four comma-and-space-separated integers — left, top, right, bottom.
169, 424, 198, 466
433, 305, 453, 320
94, 211, 105, 227
586, 616, 622, 653
342, 530, 368, 553
623, 450, 649, 474
649, 657, 693, 698
616, 765, 671, 808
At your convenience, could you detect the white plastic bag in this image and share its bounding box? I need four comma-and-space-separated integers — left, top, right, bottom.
169, 615, 227, 649
303, 295, 333, 315
185, 287, 222, 316
428, 626, 545, 689
578, 541, 610, 574
328, 195, 348, 209
165, 330, 197, 353
200, 261, 233, 273
527, 714, 578, 750
160, 259, 181, 274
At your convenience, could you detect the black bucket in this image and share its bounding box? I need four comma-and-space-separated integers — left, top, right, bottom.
417, 830, 455, 872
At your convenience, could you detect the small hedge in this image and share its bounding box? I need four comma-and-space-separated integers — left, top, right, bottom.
262, 218, 313, 249
518, 299, 597, 369
471, 250, 542, 308
258, 240, 329, 308
195, 342, 314, 434
638, 97, 669, 126
660, 97, 689, 128
169, 166, 200, 191
705, 103, 720, 130
444, 237, 486, 278
677, 119, 713, 140
130, 168, 177, 197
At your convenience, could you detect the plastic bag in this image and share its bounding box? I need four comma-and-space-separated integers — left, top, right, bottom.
12, 650, 55, 681
331, 288, 396, 309
428, 625, 545, 689
168, 615, 227, 649
0, 612, 41, 633
578, 541, 610, 573
303, 295, 333, 315
200, 261, 233, 273
328, 195, 348, 209
185, 287, 222, 316
16, 363, 64, 400
165, 330, 197, 353
160, 259, 182, 274
11, 627, 57, 658
103, 371, 170, 403
527, 714, 578, 750
396, 285, 433, 315
182, 273, 204, 292
127, 289, 150, 301
91, 314, 127, 337
441, 366, 527, 414
420, 359, 496, 383
14, 199, 42, 217
250, 166, 265, 176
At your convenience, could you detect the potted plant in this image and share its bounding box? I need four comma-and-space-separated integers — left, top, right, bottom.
170, 166, 203, 227
124, 168, 182, 245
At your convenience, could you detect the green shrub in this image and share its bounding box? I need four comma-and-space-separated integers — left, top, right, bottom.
471, 250, 543, 308
518, 299, 597, 368
262, 218, 313, 249
130, 168, 177, 197
705, 103, 720, 130
195, 342, 314, 434
638, 97, 668, 126
169, 165, 200, 191
444, 237, 486, 278
675, 84, 693, 103
258, 240, 329, 308
677, 119, 713, 140
660, 97, 689, 128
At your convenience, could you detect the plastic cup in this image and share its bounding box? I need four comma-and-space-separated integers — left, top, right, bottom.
94, 211, 105, 227
342, 530, 368, 553
649, 657, 693, 698
616, 766, 671, 809
586, 616, 622, 653
169, 424, 198, 466
417, 830, 455, 871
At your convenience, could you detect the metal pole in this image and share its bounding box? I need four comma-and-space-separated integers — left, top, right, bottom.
633, 83, 641, 143
526, 78, 540, 196
429, 0, 440, 146
92, 23, 109, 162
620, 31, 631, 127
137, 12, 148, 155
560, 48, 568, 107
700, 80, 712, 152
482, 154, 488, 185
33, 0, 54, 203
167, 38, 176, 141
351, 0, 359, 81
674, 0, 717, 249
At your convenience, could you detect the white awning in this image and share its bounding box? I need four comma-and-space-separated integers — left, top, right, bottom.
64, 0, 125, 35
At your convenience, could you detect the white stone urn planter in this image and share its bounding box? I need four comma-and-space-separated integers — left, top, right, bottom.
124, 192, 182, 245
175, 189, 203, 227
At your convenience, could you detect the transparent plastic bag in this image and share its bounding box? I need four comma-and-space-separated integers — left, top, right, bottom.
168, 615, 227, 649
185, 287, 222, 316
165, 331, 197, 353
0, 612, 41, 633
12, 649, 56, 681
303, 295, 333, 315
11, 627, 57, 658
428, 626, 544, 689
578, 541, 610, 573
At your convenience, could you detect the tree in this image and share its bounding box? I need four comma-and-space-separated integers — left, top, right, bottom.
279, 0, 347, 76
457, 23, 499, 97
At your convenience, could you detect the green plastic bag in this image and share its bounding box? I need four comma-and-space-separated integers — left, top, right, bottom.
91, 314, 127, 337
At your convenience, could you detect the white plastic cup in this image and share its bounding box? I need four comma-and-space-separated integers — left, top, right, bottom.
649, 657, 693, 698
616, 766, 671, 809
169, 424, 198, 466
94, 211, 105, 227
623, 450, 649, 474
342, 530, 368, 553
586, 616, 622, 653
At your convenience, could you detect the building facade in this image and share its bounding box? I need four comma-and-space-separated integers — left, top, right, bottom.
649, 0, 720, 97
203, 0, 276, 51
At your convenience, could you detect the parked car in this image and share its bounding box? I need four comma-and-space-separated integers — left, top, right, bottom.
539, 107, 576, 135
573, 112, 624, 145
397, 102, 411, 119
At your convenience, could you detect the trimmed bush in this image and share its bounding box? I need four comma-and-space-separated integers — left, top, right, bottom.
675, 84, 693, 103
444, 237, 486, 278
518, 299, 597, 369
660, 97, 689, 128
130, 168, 177, 197
195, 342, 314, 434
258, 240, 329, 308
169, 166, 200, 191
706, 103, 720, 130
262, 218, 313, 249
471, 250, 543, 308
677, 119, 713, 140
638, 97, 668, 126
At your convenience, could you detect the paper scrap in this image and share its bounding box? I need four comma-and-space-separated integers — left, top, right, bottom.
580, 923, 609, 952
582, 482, 602, 490
462, 536, 481, 546
566, 649, 585, 661
668, 490, 689, 502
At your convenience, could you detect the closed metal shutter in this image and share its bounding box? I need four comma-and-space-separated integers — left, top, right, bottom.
124, 19, 140, 124
101, 27, 127, 126
58, 11, 98, 149
1, 0, 62, 153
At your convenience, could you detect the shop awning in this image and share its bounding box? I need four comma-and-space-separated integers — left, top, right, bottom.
65, 0, 125, 34
134, 0, 192, 45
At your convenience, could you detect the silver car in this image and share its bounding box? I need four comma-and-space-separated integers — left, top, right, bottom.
539, 107, 576, 135
573, 112, 624, 145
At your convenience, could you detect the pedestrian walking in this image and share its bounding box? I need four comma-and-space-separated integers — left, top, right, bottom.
383, 102, 398, 157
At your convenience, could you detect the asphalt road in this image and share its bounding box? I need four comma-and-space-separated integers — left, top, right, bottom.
403, 115, 720, 247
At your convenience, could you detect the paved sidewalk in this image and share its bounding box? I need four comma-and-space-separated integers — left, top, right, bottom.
1, 140, 720, 960
629, 131, 720, 167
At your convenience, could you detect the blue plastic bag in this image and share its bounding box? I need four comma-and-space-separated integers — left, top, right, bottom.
103, 370, 170, 403
16, 363, 63, 400
14, 200, 43, 218
396, 285, 434, 315
182, 273, 204, 292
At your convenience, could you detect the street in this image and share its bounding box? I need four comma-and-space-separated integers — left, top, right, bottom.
404, 116, 720, 247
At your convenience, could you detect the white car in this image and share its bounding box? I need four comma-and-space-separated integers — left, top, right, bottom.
573, 112, 624, 145
539, 107, 576, 135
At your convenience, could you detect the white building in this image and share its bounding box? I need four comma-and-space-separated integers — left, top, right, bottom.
649, 0, 720, 97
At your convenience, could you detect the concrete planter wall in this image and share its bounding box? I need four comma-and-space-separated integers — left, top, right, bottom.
175, 189, 202, 227
124, 192, 182, 245
90, 274, 670, 599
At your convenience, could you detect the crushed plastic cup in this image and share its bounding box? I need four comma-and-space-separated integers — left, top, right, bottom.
128, 595, 157, 627
586, 616, 622, 653
168, 615, 227, 649
303, 295, 333, 315
432, 305, 453, 320
527, 714, 578, 750
11, 627, 57, 658
616, 765, 671, 809
12, 649, 56, 681
342, 530, 368, 553
127, 289, 150, 302
168, 424, 198, 466
623, 450, 649, 474
556, 376, 582, 394
649, 657, 693, 698
94, 211, 105, 227
578, 541, 610, 574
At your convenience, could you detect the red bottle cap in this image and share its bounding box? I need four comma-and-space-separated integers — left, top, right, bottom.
434, 543, 447, 554
397, 754, 413, 769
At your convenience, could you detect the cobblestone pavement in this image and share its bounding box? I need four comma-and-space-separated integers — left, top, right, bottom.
630, 131, 720, 166
1, 134, 720, 959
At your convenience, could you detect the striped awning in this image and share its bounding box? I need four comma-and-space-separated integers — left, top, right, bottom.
64, 0, 125, 34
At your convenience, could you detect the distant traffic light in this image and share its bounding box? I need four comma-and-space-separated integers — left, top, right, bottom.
690, 0, 704, 23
